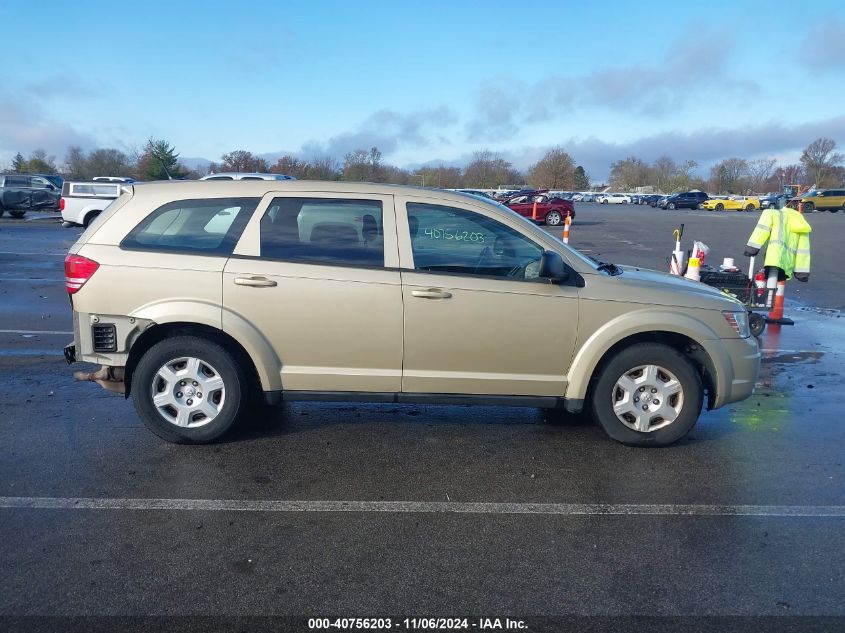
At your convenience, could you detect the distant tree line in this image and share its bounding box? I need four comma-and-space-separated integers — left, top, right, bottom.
608, 137, 844, 194
3, 137, 842, 193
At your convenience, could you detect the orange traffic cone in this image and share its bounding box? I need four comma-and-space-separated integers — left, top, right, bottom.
563, 214, 571, 244
770, 280, 786, 321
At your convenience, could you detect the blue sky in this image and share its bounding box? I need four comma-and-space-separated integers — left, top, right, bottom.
2, 0, 844, 180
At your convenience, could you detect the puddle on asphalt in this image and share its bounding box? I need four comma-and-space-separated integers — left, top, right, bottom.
761, 350, 824, 364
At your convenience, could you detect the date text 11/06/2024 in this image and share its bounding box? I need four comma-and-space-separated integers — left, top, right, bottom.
308, 617, 528, 630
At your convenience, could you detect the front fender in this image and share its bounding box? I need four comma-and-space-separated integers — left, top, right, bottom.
564, 309, 722, 403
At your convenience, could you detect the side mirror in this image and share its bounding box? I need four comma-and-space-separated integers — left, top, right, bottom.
538, 250, 569, 282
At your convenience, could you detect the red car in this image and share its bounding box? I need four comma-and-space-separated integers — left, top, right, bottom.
504, 192, 575, 226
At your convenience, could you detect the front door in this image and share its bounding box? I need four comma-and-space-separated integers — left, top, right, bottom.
397, 197, 579, 396
224, 193, 403, 393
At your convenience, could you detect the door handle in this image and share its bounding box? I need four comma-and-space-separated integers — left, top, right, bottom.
411, 289, 452, 299
234, 276, 277, 288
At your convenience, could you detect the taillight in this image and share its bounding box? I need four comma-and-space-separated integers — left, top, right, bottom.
64, 255, 99, 294
59, 197, 65, 211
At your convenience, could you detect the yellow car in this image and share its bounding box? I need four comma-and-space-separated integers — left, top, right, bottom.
701, 196, 760, 211
791, 188, 845, 213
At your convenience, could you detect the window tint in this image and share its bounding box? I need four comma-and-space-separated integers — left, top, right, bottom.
259, 198, 384, 267
30, 177, 50, 188
4, 176, 29, 187
205, 176, 234, 180
407, 202, 544, 280
122, 197, 258, 255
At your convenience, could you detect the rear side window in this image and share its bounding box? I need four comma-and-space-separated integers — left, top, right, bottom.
72, 184, 121, 196
4, 176, 29, 187
259, 197, 384, 267
121, 197, 258, 255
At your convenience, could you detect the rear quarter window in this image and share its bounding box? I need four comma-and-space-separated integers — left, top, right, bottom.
121, 197, 259, 255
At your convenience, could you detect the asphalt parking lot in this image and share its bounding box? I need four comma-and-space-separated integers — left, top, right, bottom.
1, 206, 843, 630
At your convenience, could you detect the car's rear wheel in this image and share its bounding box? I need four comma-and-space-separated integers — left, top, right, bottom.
545, 210, 562, 226
668, 203, 676, 210
591, 343, 702, 446
745, 204, 754, 211
803, 202, 814, 213
9, 210, 25, 219
83, 211, 100, 228
131, 336, 247, 443
715, 203, 724, 211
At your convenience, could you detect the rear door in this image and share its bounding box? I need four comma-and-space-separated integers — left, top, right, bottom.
224, 192, 403, 393
396, 195, 579, 396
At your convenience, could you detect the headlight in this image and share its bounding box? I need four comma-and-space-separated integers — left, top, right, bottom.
723, 310, 750, 338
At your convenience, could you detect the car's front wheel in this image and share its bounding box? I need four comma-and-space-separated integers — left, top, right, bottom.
668, 203, 676, 210
803, 202, 814, 213
131, 336, 247, 443
715, 203, 724, 211
545, 210, 562, 226
745, 204, 755, 211
591, 343, 703, 446
9, 210, 25, 219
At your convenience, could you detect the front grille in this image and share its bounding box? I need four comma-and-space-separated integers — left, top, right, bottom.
92, 324, 117, 353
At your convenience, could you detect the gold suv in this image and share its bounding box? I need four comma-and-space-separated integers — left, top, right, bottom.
64, 181, 760, 446
793, 188, 845, 213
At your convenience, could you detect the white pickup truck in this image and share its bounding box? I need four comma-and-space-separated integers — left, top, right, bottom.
60, 181, 125, 227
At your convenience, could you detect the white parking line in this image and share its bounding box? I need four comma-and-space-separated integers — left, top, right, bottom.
0, 329, 73, 335
1, 497, 844, 517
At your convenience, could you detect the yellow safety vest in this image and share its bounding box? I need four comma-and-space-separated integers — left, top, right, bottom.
746, 207, 811, 278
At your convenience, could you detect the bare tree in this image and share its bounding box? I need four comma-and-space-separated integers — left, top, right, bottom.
220, 150, 269, 173
801, 137, 844, 187
709, 157, 748, 194
609, 156, 652, 190
462, 150, 522, 188
746, 158, 777, 193
527, 148, 576, 189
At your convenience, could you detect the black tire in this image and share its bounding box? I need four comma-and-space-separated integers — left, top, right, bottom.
803, 202, 814, 213
82, 211, 100, 228
745, 204, 754, 211
0, 209, 4, 218
545, 210, 562, 226
749, 312, 766, 338
591, 343, 703, 447
668, 203, 676, 210
131, 336, 247, 443
9, 210, 25, 219
715, 203, 724, 211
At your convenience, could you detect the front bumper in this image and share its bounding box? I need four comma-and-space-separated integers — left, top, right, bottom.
716, 336, 761, 407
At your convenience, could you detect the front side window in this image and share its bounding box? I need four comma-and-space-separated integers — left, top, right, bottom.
407, 202, 544, 280
122, 197, 258, 255
259, 198, 384, 267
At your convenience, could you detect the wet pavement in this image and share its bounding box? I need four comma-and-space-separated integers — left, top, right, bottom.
0, 214, 843, 626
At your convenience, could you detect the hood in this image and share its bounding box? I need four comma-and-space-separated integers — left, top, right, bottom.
785, 208, 812, 234
600, 266, 745, 310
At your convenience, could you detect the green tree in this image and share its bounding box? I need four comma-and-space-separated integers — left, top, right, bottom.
573, 165, 590, 189
19, 149, 59, 174
11, 153, 25, 173
139, 139, 187, 180
527, 148, 576, 189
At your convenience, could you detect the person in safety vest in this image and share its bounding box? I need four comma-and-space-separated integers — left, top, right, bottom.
743, 195, 811, 282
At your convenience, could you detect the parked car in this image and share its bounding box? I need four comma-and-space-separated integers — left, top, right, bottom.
504, 192, 575, 225
0, 174, 62, 217
599, 193, 631, 204
641, 194, 662, 206
700, 196, 760, 212
658, 191, 709, 210
93, 176, 135, 183
60, 181, 126, 227
63, 180, 760, 447
579, 193, 597, 202
790, 188, 845, 213
758, 192, 782, 209
200, 172, 296, 181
